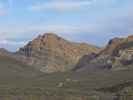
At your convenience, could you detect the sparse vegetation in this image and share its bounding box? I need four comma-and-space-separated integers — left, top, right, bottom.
0, 34, 132, 100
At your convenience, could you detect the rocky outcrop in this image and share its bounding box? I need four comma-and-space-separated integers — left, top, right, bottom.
75, 35, 133, 72
100, 35, 133, 56
16, 33, 99, 73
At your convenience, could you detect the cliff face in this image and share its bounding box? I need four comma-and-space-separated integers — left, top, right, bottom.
17, 33, 99, 73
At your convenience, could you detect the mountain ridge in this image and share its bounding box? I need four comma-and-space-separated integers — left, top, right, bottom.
75, 35, 133, 72
15, 33, 100, 73
100, 35, 133, 56
0, 34, 133, 100
1, 34, 132, 73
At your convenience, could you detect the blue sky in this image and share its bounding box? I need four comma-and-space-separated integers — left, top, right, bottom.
0, 0, 133, 51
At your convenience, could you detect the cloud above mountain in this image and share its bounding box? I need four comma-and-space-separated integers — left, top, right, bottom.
0, 0, 133, 51
29, 0, 92, 12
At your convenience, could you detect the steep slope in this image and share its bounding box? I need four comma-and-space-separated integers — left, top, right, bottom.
75, 35, 133, 72
16, 33, 99, 73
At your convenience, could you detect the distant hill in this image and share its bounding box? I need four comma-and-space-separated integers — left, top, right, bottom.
100, 35, 133, 56
16, 33, 99, 73
75, 35, 133, 72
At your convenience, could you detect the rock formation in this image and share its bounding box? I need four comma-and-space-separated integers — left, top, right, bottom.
75, 35, 133, 72
16, 33, 99, 73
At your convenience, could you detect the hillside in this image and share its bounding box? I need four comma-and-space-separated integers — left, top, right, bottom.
16, 33, 99, 73
75, 35, 133, 72
0, 50, 43, 81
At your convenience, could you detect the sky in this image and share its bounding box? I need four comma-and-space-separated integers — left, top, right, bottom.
0, 0, 133, 51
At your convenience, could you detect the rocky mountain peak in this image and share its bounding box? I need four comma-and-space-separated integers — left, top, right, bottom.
108, 38, 123, 45
36, 33, 62, 42
17, 33, 99, 73
75, 35, 133, 72
24, 33, 68, 51
100, 35, 133, 56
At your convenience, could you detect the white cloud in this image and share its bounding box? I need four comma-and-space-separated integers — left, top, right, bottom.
0, 39, 25, 46
0, 38, 27, 51
29, 1, 92, 12
0, 24, 100, 39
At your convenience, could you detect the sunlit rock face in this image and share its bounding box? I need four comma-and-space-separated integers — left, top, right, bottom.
17, 33, 99, 73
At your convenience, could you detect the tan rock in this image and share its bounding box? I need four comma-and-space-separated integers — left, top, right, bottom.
17, 33, 99, 73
